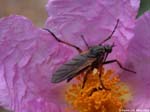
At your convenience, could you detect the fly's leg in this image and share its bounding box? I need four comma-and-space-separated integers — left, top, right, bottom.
67, 77, 73, 83
88, 87, 103, 96
89, 59, 136, 96
88, 66, 110, 96
103, 59, 136, 73
81, 73, 88, 89
81, 67, 92, 89
81, 35, 90, 49
44, 28, 82, 53
98, 66, 110, 90
99, 19, 119, 45
97, 53, 110, 90
99, 53, 111, 90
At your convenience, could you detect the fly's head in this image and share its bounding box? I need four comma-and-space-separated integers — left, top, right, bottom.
103, 43, 115, 53
90, 46, 105, 56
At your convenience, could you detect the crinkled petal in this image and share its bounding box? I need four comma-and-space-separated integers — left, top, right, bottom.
121, 11, 150, 109
0, 15, 77, 112
45, 0, 140, 64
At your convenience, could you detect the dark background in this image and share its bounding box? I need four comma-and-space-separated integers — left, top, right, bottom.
0, 0, 47, 27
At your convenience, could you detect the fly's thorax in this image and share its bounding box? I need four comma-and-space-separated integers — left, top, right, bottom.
89, 45, 113, 57
89, 46, 105, 56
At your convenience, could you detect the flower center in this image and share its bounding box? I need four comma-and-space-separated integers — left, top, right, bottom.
65, 68, 131, 112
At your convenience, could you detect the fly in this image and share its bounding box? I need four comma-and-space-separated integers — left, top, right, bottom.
44, 19, 136, 90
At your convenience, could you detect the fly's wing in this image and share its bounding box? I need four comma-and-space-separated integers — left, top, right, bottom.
51, 52, 96, 83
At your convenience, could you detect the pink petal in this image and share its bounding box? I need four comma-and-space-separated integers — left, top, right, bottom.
121, 11, 150, 108
0, 15, 76, 112
45, 0, 140, 65
0, 0, 141, 111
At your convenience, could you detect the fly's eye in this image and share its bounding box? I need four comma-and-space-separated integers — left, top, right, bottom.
104, 46, 112, 53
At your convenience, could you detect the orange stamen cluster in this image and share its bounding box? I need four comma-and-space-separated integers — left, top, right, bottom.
65, 68, 130, 112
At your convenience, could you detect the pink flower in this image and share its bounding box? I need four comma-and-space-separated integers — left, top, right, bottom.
1, 0, 149, 112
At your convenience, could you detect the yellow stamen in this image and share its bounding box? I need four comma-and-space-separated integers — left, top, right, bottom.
65, 68, 131, 112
